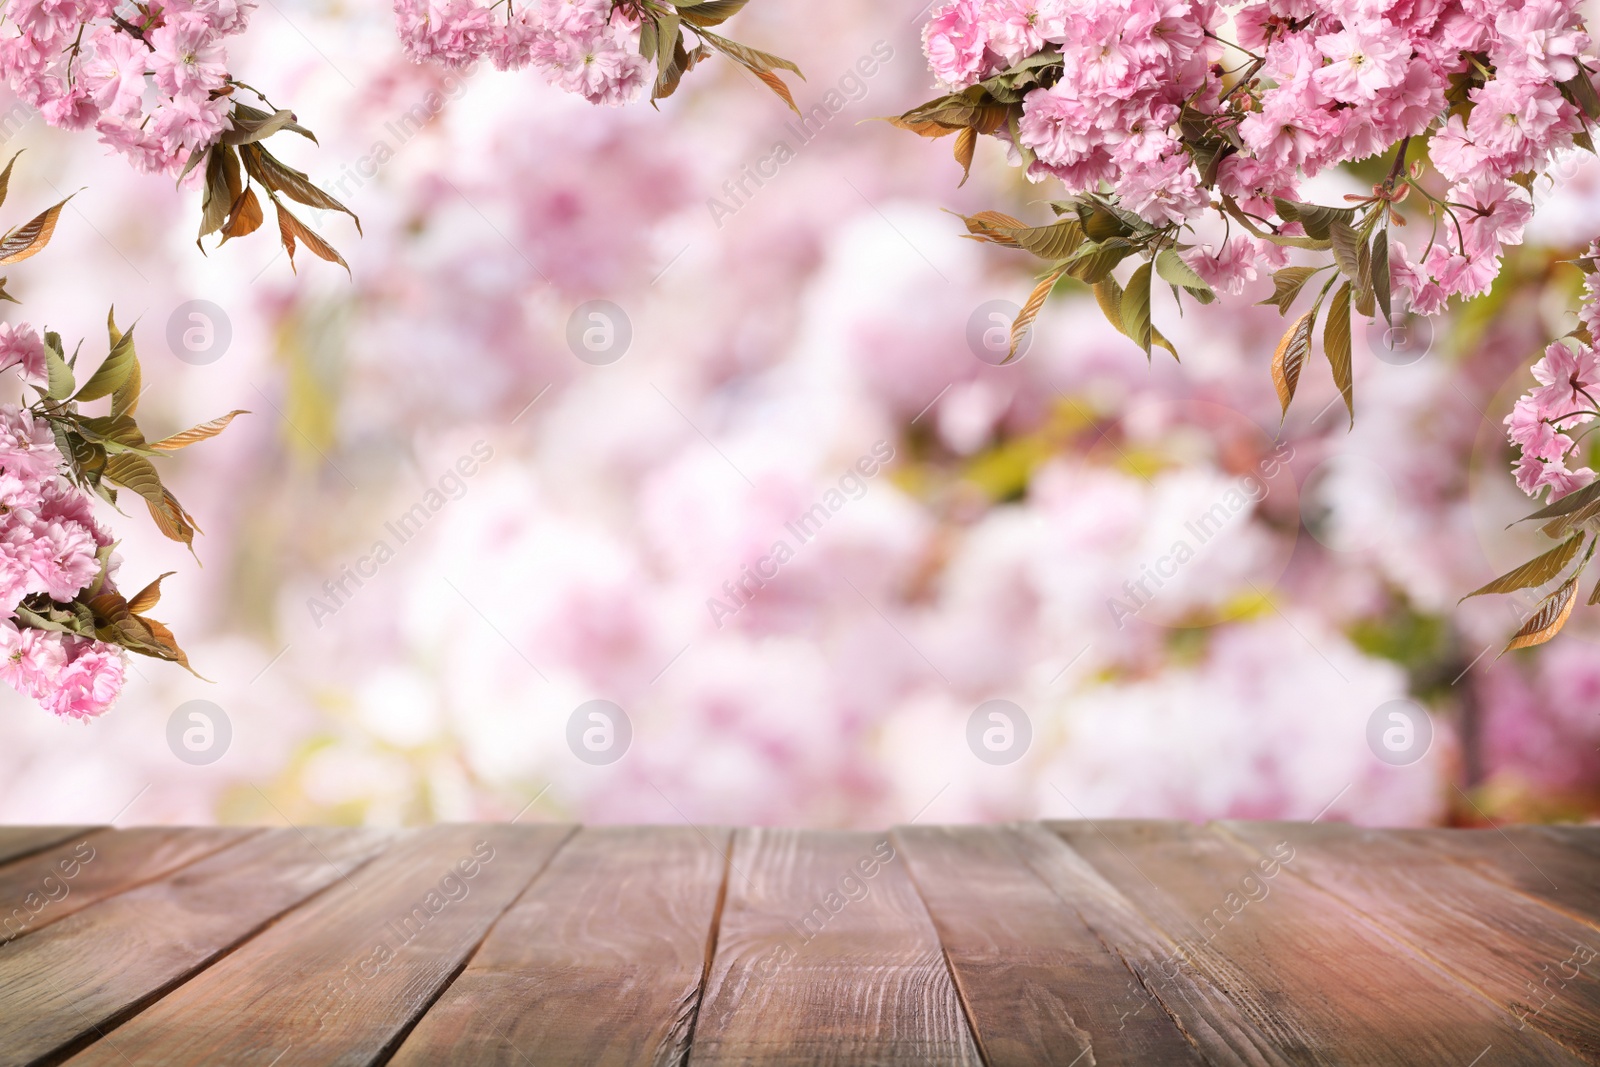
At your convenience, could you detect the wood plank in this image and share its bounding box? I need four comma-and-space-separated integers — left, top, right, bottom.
0, 828, 394, 1067
0, 827, 100, 868
1220, 821, 1600, 1063
62, 823, 575, 1067
1390, 826, 1600, 928
0, 827, 253, 945
388, 825, 729, 1067
689, 828, 982, 1066
893, 824, 1204, 1066
1010, 821, 1284, 1066
1052, 819, 1590, 1065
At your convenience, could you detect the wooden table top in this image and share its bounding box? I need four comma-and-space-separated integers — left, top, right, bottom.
0, 821, 1597, 1065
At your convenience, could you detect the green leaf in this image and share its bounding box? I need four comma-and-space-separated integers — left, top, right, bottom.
1274, 197, 1356, 241
1325, 281, 1354, 425
1371, 230, 1392, 325
1062, 238, 1133, 283
1518, 478, 1600, 525
676, 0, 749, 27
43, 334, 74, 400
221, 104, 316, 147
1012, 218, 1084, 260
1464, 532, 1587, 600
1154, 248, 1215, 302
1259, 266, 1321, 315
1328, 220, 1362, 280
74, 325, 138, 402
1561, 71, 1600, 121
1121, 262, 1154, 357
1353, 238, 1375, 318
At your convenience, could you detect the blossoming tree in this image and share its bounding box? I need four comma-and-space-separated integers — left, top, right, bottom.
900, 0, 1600, 650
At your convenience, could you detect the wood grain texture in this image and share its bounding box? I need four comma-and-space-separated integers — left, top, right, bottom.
0, 828, 393, 1067
1011, 820, 1284, 1066
388, 825, 730, 1067
1053, 819, 1592, 1066
689, 828, 982, 1066
894, 824, 1204, 1067
0, 827, 252, 946
1221, 820, 1600, 1063
1409, 826, 1600, 932
0, 827, 99, 868
62, 823, 575, 1067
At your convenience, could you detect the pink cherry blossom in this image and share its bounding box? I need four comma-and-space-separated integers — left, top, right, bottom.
923, 0, 991, 88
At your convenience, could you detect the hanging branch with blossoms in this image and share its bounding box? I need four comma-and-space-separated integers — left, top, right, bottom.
0, 0, 361, 269
897, 0, 1600, 651
0, 155, 239, 720
394, 0, 803, 111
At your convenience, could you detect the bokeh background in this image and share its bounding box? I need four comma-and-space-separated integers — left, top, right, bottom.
0, 0, 1595, 829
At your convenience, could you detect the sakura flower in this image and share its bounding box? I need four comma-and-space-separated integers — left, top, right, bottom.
1114, 149, 1208, 225
547, 34, 650, 106
35, 637, 124, 721
1314, 21, 1411, 103
923, 0, 990, 88
148, 15, 228, 96
0, 621, 66, 696
1181, 237, 1264, 296
79, 27, 150, 116
0, 323, 46, 385
1529, 340, 1600, 423
1493, 0, 1589, 83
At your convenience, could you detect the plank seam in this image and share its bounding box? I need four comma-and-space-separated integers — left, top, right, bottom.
366, 824, 579, 1067
673, 827, 733, 1067
890, 830, 994, 1067
0, 828, 107, 872
1409, 828, 1600, 940
0, 829, 267, 950
25, 836, 399, 1067
1205, 822, 1592, 1064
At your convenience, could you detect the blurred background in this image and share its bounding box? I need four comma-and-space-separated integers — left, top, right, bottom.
0, 0, 1594, 829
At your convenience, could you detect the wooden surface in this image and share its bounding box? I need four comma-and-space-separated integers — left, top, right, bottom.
0, 823, 1595, 1065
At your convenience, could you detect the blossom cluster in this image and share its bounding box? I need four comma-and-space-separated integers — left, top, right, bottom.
0, 324, 125, 721
394, 0, 651, 105
929, 0, 1224, 226
920, 0, 1591, 304
0, 0, 250, 178
1505, 253, 1600, 501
